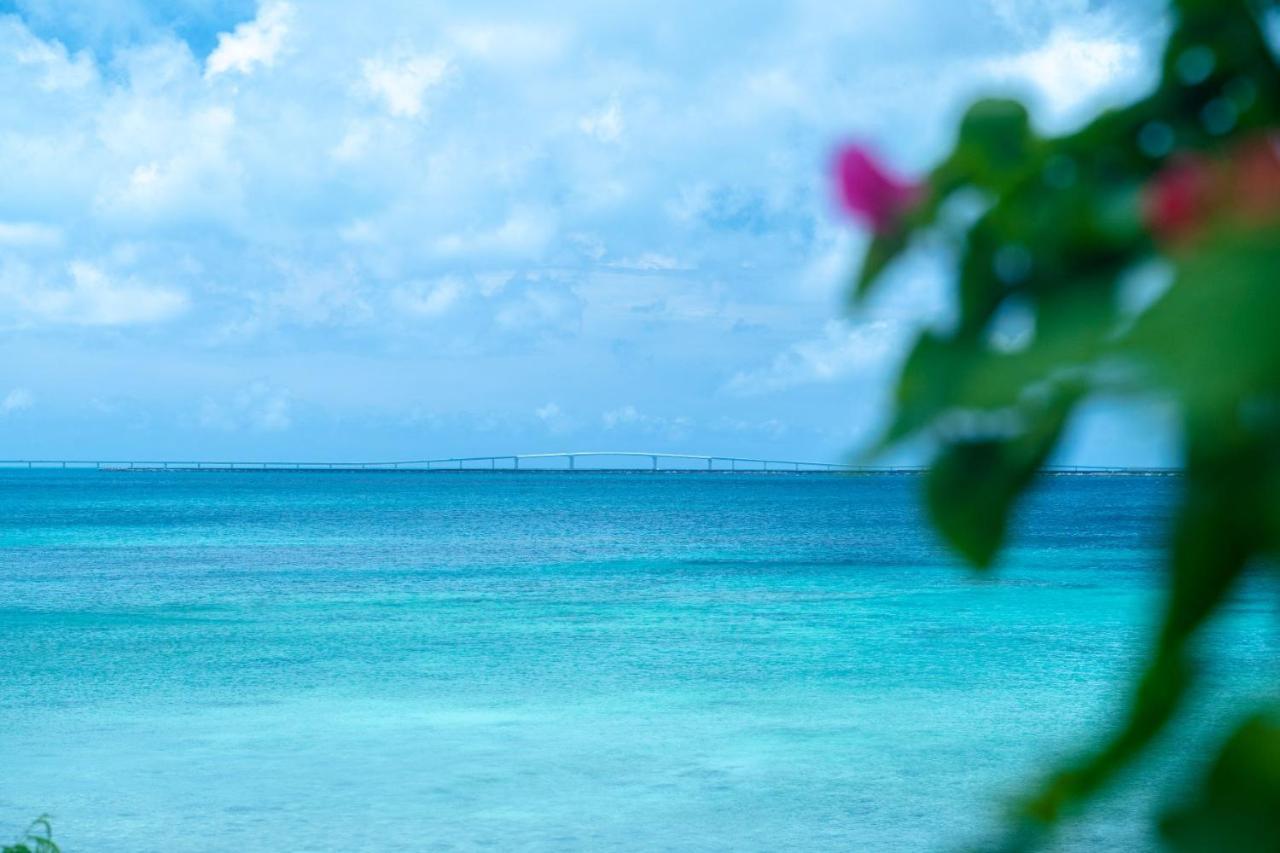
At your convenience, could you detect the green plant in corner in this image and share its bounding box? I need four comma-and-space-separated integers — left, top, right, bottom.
837, 0, 1280, 849
2, 816, 59, 853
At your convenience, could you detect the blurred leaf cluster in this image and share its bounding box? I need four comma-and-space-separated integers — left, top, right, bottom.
849, 0, 1280, 848
2, 817, 59, 853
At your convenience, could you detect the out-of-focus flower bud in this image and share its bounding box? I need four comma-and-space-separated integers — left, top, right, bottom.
832, 144, 921, 234
1227, 133, 1280, 226
1142, 132, 1280, 245
1140, 153, 1215, 245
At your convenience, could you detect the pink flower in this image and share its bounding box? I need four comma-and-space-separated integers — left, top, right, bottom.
1227, 133, 1280, 226
1141, 153, 1215, 245
832, 143, 921, 234
1141, 132, 1280, 246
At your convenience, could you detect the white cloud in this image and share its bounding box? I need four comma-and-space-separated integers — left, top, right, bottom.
330, 123, 372, 162
534, 401, 574, 434
433, 207, 557, 258
600, 405, 695, 441
739, 68, 808, 116
982, 25, 1142, 120
607, 252, 686, 271
475, 271, 515, 296
0, 222, 63, 249
94, 105, 241, 222
0, 261, 188, 327
361, 53, 450, 118
447, 23, 569, 66
1, 388, 34, 415
338, 217, 378, 243
217, 262, 372, 339
724, 320, 901, 396
715, 416, 789, 439
391, 277, 463, 318
579, 99, 624, 143
0, 0, 1170, 463
493, 278, 581, 336
8, 20, 95, 91
601, 404, 642, 429
204, 0, 294, 79
199, 381, 292, 431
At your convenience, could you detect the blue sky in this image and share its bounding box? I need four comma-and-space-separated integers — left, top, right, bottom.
0, 0, 1177, 463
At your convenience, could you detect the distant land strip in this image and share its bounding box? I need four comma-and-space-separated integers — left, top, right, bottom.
0, 452, 1183, 475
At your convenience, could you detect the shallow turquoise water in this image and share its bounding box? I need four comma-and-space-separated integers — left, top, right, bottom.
0, 471, 1275, 851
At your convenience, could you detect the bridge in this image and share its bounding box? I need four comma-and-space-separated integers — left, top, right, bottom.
0, 452, 1181, 475
0, 451, 868, 472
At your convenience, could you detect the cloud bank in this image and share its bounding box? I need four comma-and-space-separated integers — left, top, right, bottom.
0, 0, 1167, 462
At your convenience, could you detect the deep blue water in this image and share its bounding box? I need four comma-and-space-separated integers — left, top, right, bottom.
0, 471, 1275, 851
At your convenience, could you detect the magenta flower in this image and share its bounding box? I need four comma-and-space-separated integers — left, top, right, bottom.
1140, 153, 1215, 246
1139, 132, 1280, 246
832, 143, 921, 234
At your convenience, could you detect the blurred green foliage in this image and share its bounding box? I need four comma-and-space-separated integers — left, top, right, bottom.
2, 816, 59, 853
851, 0, 1280, 848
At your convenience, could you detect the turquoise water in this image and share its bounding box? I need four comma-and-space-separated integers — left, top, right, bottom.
0, 471, 1275, 851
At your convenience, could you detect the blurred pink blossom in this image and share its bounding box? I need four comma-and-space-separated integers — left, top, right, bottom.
832, 143, 921, 234
1227, 132, 1280, 226
1141, 132, 1280, 246
1141, 153, 1215, 245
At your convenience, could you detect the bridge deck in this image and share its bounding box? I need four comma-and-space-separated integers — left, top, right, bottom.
0, 452, 1182, 475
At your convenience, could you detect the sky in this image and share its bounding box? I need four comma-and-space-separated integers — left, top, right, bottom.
0, 0, 1179, 464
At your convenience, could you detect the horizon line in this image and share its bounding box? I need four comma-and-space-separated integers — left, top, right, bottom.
0, 451, 1183, 475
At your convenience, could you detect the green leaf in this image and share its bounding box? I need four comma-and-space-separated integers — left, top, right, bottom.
874, 282, 1111, 453
851, 229, 910, 303
924, 384, 1080, 568
1161, 711, 1280, 853
1159, 432, 1259, 649
1126, 227, 1280, 416
935, 99, 1038, 196
2, 817, 57, 853
996, 650, 1194, 852
877, 332, 970, 447
985, 419, 1261, 850
845, 4, 1280, 848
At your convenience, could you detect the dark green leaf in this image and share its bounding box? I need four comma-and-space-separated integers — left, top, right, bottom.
924, 385, 1080, 568
936, 99, 1038, 196
995, 650, 1194, 852
844, 3, 1280, 850
851, 230, 909, 303
1161, 711, 1280, 853
1126, 227, 1280, 416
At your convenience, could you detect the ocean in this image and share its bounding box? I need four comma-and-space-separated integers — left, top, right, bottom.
0, 471, 1274, 851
